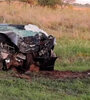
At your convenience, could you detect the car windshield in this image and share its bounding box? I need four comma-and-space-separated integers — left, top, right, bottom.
0, 24, 40, 37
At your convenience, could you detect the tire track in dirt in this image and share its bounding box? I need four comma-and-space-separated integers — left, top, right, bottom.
38, 70, 90, 79
13, 70, 90, 80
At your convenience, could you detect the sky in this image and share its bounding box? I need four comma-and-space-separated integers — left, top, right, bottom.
76, 0, 90, 4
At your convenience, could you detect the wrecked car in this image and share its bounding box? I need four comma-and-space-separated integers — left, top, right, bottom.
0, 24, 57, 72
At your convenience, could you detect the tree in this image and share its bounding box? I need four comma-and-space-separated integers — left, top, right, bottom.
38, 0, 62, 7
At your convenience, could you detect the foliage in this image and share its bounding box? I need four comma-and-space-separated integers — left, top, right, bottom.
5, 0, 76, 6
38, 0, 63, 7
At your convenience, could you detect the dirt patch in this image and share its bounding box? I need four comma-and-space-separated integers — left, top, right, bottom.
12, 70, 90, 80
13, 73, 31, 80
38, 70, 90, 79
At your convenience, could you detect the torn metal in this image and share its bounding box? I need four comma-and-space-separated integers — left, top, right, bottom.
0, 24, 57, 72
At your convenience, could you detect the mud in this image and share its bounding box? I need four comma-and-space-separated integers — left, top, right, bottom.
38, 70, 90, 79
12, 70, 90, 80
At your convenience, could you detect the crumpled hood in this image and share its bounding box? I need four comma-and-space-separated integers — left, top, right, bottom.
0, 24, 49, 45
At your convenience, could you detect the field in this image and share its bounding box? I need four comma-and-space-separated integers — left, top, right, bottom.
0, 71, 90, 100
0, 1, 90, 100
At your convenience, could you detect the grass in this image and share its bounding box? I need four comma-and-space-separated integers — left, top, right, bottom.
0, 71, 90, 100
0, 1, 90, 100
55, 38, 90, 71
0, 1, 90, 39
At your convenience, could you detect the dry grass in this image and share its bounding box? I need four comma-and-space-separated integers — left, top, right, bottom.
0, 1, 90, 39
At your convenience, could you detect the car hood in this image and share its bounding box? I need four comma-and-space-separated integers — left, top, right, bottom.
0, 24, 49, 46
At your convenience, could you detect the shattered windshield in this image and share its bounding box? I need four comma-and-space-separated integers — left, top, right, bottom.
0, 24, 40, 37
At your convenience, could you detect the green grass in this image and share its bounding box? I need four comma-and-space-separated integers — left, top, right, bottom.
0, 71, 90, 100
0, 34, 90, 100
55, 38, 90, 71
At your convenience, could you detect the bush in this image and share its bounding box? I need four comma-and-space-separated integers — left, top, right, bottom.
38, 0, 62, 7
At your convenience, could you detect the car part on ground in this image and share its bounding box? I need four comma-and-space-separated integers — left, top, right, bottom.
0, 24, 57, 72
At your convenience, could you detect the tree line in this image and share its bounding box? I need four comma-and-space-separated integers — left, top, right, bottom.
7, 0, 75, 7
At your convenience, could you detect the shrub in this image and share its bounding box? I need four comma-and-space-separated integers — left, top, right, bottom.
38, 0, 62, 7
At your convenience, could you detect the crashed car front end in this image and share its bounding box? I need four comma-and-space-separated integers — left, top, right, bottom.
0, 24, 57, 72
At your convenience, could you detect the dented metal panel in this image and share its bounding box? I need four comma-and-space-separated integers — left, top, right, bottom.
0, 24, 57, 72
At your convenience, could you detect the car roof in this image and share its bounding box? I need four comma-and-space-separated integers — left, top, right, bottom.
0, 24, 41, 37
